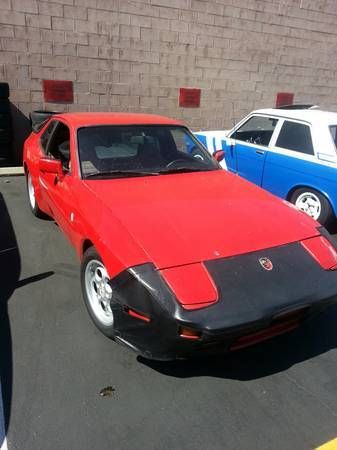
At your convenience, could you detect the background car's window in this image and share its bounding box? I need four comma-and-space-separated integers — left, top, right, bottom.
77, 125, 218, 178
171, 128, 193, 153
276, 120, 314, 155
46, 122, 71, 169
330, 126, 337, 151
40, 121, 56, 154
231, 116, 278, 146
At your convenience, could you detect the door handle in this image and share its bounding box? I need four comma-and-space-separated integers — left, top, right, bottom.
255, 150, 265, 155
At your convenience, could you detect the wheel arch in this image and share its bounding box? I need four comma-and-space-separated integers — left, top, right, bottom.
80, 237, 125, 280
81, 239, 95, 258
286, 184, 337, 217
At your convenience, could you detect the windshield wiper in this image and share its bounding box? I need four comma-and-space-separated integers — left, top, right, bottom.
159, 166, 213, 175
85, 170, 160, 179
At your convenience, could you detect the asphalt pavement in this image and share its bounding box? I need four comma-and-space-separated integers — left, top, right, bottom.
1, 176, 337, 450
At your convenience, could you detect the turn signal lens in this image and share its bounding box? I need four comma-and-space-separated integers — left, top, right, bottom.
179, 326, 201, 340
125, 307, 150, 323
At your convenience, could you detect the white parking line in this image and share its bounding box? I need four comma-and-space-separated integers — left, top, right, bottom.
0, 437, 7, 450
0, 384, 7, 450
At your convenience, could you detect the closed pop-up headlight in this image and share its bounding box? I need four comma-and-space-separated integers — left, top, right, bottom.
301, 227, 337, 270
160, 262, 219, 310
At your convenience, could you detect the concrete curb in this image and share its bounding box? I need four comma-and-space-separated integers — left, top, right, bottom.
0, 167, 24, 177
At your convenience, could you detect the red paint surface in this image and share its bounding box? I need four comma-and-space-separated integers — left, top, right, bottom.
39, 157, 63, 178
54, 112, 182, 127
179, 88, 201, 108
182, 301, 218, 311
276, 92, 294, 107
160, 263, 218, 308
23, 112, 321, 285
301, 236, 337, 270
84, 172, 319, 270
43, 80, 74, 103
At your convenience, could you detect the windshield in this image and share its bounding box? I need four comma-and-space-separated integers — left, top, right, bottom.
77, 125, 219, 178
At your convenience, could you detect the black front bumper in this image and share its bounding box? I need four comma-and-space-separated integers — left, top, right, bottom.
109, 242, 337, 360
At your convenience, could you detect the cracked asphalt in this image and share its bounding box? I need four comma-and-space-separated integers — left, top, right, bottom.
1, 176, 337, 450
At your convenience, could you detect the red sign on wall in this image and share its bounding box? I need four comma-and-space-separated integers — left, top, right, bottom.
43, 80, 74, 103
179, 88, 201, 108
276, 92, 294, 108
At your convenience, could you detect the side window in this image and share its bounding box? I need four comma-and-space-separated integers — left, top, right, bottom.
40, 121, 56, 154
46, 122, 71, 169
275, 121, 314, 155
231, 116, 278, 147
329, 126, 337, 152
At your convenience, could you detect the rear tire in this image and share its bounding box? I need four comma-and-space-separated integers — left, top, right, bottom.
26, 172, 46, 218
290, 187, 333, 226
81, 247, 116, 339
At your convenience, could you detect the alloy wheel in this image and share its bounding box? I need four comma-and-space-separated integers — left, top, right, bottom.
84, 259, 114, 326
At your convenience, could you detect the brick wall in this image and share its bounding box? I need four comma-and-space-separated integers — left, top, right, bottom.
1, 0, 337, 160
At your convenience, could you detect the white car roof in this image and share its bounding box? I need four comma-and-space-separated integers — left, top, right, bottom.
253, 108, 337, 127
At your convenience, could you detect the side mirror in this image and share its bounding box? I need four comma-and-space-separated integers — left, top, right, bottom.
39, 157, 64, 179
213, 149, 225, 163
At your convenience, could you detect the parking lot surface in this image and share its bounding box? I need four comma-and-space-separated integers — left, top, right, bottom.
1, 176, 337, 450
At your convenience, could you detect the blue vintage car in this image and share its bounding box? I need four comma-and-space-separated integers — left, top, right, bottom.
195, 108, 337, 226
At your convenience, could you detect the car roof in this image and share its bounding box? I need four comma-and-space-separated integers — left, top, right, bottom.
252, 108, 337, 126
53, 112, 184, 127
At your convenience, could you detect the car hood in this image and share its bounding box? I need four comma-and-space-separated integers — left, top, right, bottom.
84, 170, 319, 269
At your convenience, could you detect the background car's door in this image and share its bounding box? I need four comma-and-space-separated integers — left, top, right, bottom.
194, 131, 236, 171
262, 119, 318, 198
39, 120, 76, 240
229, 115, 279, 185
217, 136, 237, 172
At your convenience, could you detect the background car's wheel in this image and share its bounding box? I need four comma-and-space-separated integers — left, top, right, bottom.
290, 187, 333, 225
26, 172, 46, 218
81, 247, 115, 339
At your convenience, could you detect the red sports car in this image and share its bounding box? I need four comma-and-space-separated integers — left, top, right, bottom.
23, 112, 337, 360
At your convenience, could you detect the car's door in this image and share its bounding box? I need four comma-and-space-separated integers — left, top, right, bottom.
228, 115, 279, 185
262, 119, 317, 198
39, 120, 76, 241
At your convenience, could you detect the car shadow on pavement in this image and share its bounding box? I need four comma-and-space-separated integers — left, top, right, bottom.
0, 193, 53, 436
138, 304, 337, 380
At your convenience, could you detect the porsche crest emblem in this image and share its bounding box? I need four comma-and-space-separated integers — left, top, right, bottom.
259, 257, 273, 271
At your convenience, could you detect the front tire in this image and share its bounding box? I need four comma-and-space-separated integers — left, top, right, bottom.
81, 247, 115, 338
290, 187, 333, 226
26, 172, 46, 218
